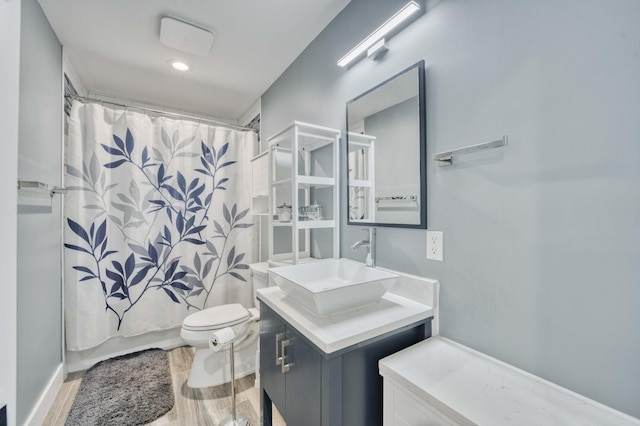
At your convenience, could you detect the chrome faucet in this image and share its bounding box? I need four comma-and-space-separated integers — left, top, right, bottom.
351, 227, 376, 267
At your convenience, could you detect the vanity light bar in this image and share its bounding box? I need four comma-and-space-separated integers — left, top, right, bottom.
337, 1, 421, 67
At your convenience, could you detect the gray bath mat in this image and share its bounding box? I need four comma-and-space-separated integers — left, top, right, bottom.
65, 348, 174, 425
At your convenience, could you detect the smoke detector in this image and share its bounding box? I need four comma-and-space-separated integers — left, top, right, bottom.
160, 16, 214, 56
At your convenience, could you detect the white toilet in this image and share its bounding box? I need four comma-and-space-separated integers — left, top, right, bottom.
180, 262, 271, 388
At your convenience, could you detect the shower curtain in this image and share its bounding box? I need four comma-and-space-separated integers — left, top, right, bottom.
64, 101, 257, 351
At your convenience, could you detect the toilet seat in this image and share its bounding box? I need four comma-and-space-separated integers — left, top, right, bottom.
182, 303, 250, 331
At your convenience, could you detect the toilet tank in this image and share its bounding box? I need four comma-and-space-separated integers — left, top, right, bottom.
250, 262, 270, 309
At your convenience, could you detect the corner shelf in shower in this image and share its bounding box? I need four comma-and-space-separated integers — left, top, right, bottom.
17, 180, 66, 197
267, 121, 340, 265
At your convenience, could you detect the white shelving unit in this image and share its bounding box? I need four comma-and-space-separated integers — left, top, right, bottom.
267, 121, 340, 264
250, 150, 269, 215
347, 132, 376, 223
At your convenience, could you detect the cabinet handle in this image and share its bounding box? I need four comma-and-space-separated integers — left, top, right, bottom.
275, 332, 284, 366
281, 339, 293, 373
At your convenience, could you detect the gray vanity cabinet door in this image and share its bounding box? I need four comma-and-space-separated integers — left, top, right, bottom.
284, 325, 322, 426
260, 303, 322, 426
260, 302, 287, 413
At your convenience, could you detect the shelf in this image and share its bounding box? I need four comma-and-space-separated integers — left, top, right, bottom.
349, 218, 375, 224
272, 220, 293, 227
348, 142, 371, 152
271, 176, 335, 188
297, 133, 335, 151
271, 146, 292, 153
268, 121, 341, 153
272, 219, 335, 229
251, 150, 269, 162
271, 178, 292, 187
297, 175, 335, 187
347, 132, 376, 141
268, 121, 341, 141
271, 137, 333, 152
296, 220, 335, 229
349, 180, 372, 188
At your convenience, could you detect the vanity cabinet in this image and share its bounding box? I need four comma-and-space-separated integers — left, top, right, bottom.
260, 304, 322, 426
260, 302, 432, 426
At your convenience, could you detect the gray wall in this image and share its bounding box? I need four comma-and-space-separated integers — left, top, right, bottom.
17, 0, 63, 423
262, 0, 640, 418
0, 0, 21, 424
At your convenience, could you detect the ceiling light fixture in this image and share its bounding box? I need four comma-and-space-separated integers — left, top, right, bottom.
337, 1, 422, 67
170, 60, 190, 71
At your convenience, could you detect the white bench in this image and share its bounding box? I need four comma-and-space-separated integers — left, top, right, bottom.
380, 337, 640, 426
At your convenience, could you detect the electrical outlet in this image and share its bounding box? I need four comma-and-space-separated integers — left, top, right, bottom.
426, 231, 443, 261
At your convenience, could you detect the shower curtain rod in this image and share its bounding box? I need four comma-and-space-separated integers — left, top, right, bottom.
66, 94, 258, 133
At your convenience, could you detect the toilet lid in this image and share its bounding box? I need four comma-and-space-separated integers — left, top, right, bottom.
183, 303, 249, 331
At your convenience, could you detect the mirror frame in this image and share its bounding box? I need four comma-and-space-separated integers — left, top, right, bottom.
345, 60, 427, 229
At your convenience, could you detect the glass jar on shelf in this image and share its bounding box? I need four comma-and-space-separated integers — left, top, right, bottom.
277, 203, 292, 222
307, 203, 322, 220
298, 203, 323, 221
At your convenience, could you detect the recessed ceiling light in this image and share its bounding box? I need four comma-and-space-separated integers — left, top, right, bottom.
170, 60, 190, 71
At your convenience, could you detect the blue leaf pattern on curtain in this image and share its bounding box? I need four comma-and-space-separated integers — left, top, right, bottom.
64, 101, 257, 350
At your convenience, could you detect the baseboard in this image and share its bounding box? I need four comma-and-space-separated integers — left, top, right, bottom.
24, 363, 63, 426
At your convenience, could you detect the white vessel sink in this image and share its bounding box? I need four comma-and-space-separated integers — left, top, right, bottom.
269, 259, 399, 316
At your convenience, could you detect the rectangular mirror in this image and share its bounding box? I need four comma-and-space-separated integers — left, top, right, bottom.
346, 60, 426, 228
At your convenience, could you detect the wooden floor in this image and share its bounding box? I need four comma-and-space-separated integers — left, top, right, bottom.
43, 346, 286, 425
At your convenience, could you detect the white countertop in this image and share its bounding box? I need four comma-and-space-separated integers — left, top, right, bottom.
379, 337, 640, 426
256, 272, 436, 354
